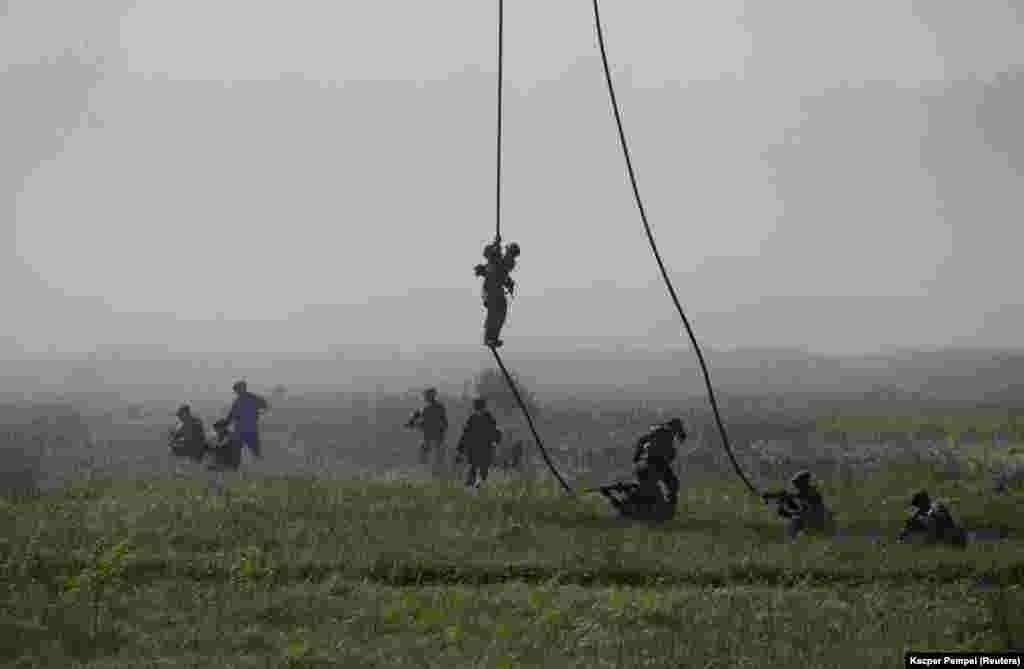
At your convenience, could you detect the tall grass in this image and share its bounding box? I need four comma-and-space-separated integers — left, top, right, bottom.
0, 459, 1021, 667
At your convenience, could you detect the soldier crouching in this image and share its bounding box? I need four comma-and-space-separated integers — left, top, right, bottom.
763, 470, 834, 543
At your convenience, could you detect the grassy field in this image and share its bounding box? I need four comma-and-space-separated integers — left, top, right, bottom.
2, 460, 1023, 668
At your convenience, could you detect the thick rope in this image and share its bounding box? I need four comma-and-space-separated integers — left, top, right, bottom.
489, 346, 574, 496
485, 0, 571, 496
494, 0, 503, 244
590, 0, 759, 496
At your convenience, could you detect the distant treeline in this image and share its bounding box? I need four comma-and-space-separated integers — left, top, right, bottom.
815, 415, 1024, 441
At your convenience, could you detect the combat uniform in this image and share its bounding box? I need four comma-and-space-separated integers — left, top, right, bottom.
457, 406, 501, 488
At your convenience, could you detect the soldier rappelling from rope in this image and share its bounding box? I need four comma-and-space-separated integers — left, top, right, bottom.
474, 239, 520, 348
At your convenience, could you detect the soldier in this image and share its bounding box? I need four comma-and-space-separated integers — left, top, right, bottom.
224, 381, 269, 460
474, 240, 520, 348
207, 418, 242, 472
633, 418, 686, 506
455, 398, 502, 490
897, 490, 967, 548
763, 470, 834, 543
168, 405, 209, 463
405, 388, 449, 475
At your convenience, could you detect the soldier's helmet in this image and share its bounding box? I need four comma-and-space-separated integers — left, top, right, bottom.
506, 242, 521, 258
233, 380, 247, 393
176, 405, 191, 418
473, 398, 487, 410
665, 418, 686, 438
791, 470, 813, 487
911, 490, 931, 508
424, 388, 437, 400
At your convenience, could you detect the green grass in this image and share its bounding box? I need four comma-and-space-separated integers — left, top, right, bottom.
1, 464, 1022, 668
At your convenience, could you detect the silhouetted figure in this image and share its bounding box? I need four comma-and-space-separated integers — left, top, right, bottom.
763, 470, 834, 542
405, 388, 449, 475
456, 398, 502, 490
633, 418, 685, 506
168, 405, 208, 463
207, 418, 242, 471
474, 240, 520, 348
224, 381, 268, 460
897, 490, 967, 548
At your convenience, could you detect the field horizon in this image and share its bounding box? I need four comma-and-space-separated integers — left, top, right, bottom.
2, 371, 1024, 667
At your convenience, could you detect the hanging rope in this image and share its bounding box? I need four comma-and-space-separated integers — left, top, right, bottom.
589, 0, 759, 496
489, 347, 574, 495
485, 0, 572, 496
494, 0, 504, 244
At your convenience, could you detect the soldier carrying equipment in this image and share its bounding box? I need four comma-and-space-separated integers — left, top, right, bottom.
897, 490, 967, 548
456, 398, 502, 490
633, 418, 685, 506
763, 470, 834, 542
585, 418, 687, 522
168, 405, 209, 463
474, 240, 520, 348
405, 388, 449, 473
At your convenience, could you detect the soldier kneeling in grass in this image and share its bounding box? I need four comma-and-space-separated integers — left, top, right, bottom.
763, 470, 834, 543
897, 490, 967, 549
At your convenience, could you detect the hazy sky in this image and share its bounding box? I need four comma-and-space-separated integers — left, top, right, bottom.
2, 0, 1023, 356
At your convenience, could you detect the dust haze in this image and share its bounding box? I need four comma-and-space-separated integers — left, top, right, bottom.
2, 0, 1024, 486
2, 1, 1022, 358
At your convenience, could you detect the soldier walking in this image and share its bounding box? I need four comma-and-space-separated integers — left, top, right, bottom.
456, 398, 502, 491
405, 388, 450, 477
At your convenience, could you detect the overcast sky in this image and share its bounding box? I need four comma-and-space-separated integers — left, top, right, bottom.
2, 0, 1022, 357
